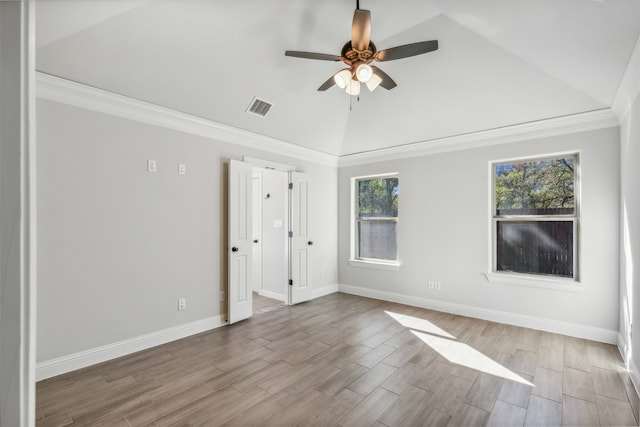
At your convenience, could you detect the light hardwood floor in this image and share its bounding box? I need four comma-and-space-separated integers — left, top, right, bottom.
252, 292, 285, 314
37, 293, 639, 426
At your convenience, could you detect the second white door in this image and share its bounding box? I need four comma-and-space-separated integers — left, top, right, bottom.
289, 171, 313, 305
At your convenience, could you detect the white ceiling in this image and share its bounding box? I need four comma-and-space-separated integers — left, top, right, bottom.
35, 0, 640, 157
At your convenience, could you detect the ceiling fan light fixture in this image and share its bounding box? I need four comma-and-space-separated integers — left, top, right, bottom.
334, 69, 352, 89
366, 73, 382, 91
345, 79, 361, 96
355, 62, 373, 82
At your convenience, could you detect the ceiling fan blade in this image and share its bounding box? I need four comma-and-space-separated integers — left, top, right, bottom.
371, 66, 397, 90
375, 40, 438, 62
351, 9, 371, 51
317, 75, 337, 91
285, 51, 342, 61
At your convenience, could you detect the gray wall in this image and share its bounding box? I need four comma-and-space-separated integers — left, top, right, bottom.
620, 93, 640, 382
339, 127, 620, 332
36, 99, 338, 363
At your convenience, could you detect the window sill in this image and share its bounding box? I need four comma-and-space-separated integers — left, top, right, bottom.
349, 259, 401, 272
484, 272, 583, 292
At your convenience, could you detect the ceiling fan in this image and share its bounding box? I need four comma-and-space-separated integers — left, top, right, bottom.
285, 1, 438, 96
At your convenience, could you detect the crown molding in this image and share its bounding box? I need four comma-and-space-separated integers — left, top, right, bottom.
36, 72, 340, 168
36, 73, 622, 170
338, 109, 619, 167
612, 34, 640, 121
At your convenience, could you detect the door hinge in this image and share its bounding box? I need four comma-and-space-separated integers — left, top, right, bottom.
288, 231, 293, 238
288, 279, 293, 286
288, 183, 293, 190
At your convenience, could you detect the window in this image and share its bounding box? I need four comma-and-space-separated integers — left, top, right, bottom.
352, 174, 399, 265
492, 154, 578, 280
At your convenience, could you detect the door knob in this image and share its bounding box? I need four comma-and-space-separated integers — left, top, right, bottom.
253, 239, 259, 243
231, 247, 239, 252
308, 241, 313, 246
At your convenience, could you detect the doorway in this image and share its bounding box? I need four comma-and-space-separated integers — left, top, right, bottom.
228, 158, 313, 324
251, 167, 288, 313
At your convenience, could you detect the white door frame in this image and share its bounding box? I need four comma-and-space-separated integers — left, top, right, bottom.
241, 157, 312, 306
0, 1, 37, 425
251, 171, 263, 294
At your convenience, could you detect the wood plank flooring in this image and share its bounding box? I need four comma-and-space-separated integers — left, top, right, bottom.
36, 293, 640, 426
252, 292, 285, 314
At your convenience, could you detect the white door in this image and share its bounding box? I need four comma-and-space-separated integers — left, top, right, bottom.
251, 172, 262, 293
228, 159, 253, 324
289, 172, 313, 304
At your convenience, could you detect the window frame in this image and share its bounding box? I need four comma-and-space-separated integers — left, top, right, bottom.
488, 152, 581, 289
349, 173, 400, 270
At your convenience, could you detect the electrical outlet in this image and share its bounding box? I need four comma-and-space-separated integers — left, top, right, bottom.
220, 291, 225, 302
147, 159, 157, 172
178, 163, 186, 175
178, 298, 186, 310
435, 282, 441, 290
428, 280, 435, 289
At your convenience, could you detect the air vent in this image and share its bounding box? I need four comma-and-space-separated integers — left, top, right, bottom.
246, 97, 273, 118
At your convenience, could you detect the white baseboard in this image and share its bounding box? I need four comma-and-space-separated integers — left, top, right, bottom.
618, 331, 629, 363
338, 284, 618, 344
36, 315, 226, 381
629, 357, 640, 401
618, 332, 640, 401
258, 290, 286, 302
312, 284, 339, 299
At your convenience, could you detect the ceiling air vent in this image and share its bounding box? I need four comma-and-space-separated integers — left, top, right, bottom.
246, 97, 273, 118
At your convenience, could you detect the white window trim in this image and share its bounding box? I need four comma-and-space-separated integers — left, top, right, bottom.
349, 172, 400, 270
349, 259, 401, 271
488, 151, 581, 287
484, 272, 583, 292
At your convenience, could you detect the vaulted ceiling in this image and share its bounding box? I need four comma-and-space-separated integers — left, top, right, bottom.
36, 0, 640, 157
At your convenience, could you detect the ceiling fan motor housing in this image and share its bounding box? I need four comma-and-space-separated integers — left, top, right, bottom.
341, 41, 377, 65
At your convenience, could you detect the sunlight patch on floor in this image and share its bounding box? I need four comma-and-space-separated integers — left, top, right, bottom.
384, 310, 456, 339
412, 330, 534, 386
385, 310, 534, 386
